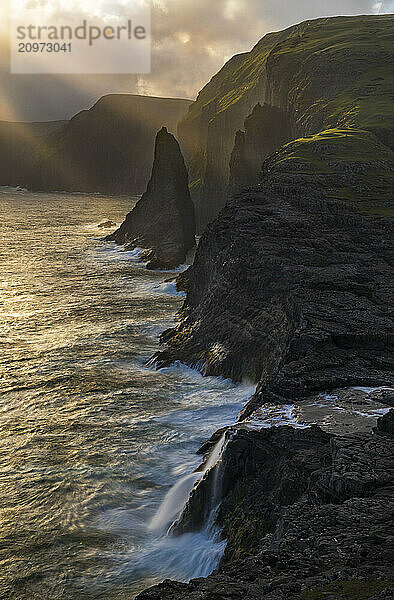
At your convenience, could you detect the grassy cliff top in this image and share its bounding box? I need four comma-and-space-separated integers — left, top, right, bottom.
185, 29, 283, 122
265, 128, 394, 217
181, 14, 394, 141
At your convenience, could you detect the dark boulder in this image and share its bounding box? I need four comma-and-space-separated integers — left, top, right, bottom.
97, 220, 117, 229
376, 409, 394, 435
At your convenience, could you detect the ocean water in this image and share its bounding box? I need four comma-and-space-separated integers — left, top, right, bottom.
1, 189, 390, 600
0, 189, 254, 600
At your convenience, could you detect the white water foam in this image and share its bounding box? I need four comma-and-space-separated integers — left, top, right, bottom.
102, 240, 190, 274
153, 281, 186, 297
138, 431, 229, 587
131, 527, 227, 583
245, 403, 308, 429
352, 386, 394, 394
149, 471, 203, 533
149, 432, 227, 534
123, 247, 146, 261
0, 185, 28, 193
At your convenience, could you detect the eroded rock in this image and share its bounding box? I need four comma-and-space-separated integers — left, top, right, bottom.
107, 127, 196, 269
136, 423, 394, 599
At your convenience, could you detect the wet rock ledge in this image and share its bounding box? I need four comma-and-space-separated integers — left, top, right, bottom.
136, 411, 394, 600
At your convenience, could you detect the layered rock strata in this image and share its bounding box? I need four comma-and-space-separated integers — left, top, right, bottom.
155, 129, 394, 411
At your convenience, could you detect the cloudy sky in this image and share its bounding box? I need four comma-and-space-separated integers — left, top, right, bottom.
0, 0, 392, 121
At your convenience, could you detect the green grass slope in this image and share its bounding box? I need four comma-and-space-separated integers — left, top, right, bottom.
265, 128, 394, 217
182, 14, 394, 142
179, 14, 394, 223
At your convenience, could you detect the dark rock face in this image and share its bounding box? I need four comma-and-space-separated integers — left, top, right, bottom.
136, 422, 394, 599
136, 16, 393, 600
0, 95, 191, 194
107, 127, 196, 269
179, 14, 394, 230
175, 426, 331, 547
376, 409, 394, 435
229, 103, 291, 194
155, 129, 393, 410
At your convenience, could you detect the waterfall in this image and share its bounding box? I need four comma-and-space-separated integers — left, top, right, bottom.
203, 433, 227, 471
149, 471, 203, 533
149, 432, 228, 535
137, 431, 233, 584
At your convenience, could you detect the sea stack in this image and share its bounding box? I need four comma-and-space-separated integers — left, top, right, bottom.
108, 127, 196, 269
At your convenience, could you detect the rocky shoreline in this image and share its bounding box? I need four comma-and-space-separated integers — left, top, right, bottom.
1, 9, 393, 600
136, 411, 393, 600
137, 126, 393, 595
134, 14, 393, 596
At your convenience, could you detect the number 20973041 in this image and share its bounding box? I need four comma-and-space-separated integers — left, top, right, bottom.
18, 43, 72, 53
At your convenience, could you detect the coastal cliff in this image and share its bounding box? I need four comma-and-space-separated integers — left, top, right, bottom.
0, 95, 191, 194
156, 128, 393, 411
107, 127, 195, 269
0, 120, 65, 189
178, 14, 394, 231
141, 16, 394, 595
137, 412, 394, 600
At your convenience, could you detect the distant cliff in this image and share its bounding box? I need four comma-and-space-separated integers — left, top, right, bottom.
178, 14, 394, 231
229, 103, 291, 194
0, 95, 192, 194
107, 127, 195, 269
0, 120, 65, 189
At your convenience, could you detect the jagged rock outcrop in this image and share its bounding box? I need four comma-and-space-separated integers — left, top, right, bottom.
155, 128, 394, 407
179, 14, 394, 231
136, 413, 394, 599
107, 127, 195, 269
229, 103, 291, 194
0, 95, 191, 193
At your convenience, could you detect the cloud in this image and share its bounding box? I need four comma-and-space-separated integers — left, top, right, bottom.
381, 0, 394, 10
142, 0, 377, 100
0, 0, 386, 121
